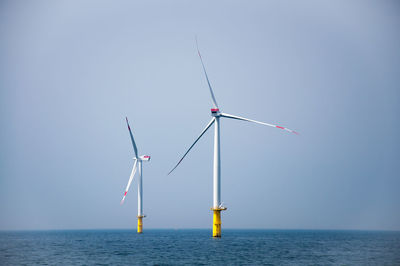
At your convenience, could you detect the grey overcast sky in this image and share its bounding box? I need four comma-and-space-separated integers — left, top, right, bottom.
0, 0, 399, 231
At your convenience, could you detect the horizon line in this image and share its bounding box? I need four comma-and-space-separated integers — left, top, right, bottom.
1, 228, 399, 233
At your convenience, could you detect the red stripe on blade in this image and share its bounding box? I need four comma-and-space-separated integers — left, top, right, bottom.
276, 126, 285, 129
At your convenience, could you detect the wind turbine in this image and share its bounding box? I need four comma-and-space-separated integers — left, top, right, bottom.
168, 44, 299, 237
121, 117, 150, 233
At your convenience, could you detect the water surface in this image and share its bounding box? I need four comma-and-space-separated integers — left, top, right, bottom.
1, 229, 399, 265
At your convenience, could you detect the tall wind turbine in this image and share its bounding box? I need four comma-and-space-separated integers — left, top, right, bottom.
121, 117, 150, 233
168, 44, 299, 237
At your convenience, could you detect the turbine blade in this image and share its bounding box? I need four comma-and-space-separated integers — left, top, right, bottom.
120, 160, 138, 204
125, 117, 139, 158
168, 118, 215, 175
196, 38, 219, 109
221, 113, 299, 135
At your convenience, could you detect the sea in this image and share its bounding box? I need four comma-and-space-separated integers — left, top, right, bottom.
1, 229, 399, 265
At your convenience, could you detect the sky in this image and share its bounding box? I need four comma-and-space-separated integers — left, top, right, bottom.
0, 0, 399, 231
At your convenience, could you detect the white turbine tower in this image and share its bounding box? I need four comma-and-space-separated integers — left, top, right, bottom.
168, 44, 299, 237
121, 117, 150, 233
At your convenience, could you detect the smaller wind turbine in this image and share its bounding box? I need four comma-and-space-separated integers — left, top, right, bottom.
120, 117, 150, 234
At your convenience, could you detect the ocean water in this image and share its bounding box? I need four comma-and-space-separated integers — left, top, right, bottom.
1, 229, 399, 265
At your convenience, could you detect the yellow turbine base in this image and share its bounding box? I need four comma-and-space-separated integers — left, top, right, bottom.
212, 210, 221, 237
211, 207, 226, 237
137, 217, 143, 234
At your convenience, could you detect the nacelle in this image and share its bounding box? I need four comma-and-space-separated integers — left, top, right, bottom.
211, 108, 220, 117
139, 155, 151, 161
